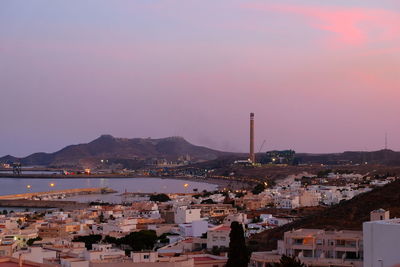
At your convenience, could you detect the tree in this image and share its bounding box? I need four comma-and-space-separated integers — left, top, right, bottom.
72, 235, 102, 250
158, 232, 179, 244
201, 198, 216, 204
267, 255, 306, 267
212, 246, 220, 255
252, 183, 266, 195
104, 235, 119, 245
105, 230, 158, 252
252, 216, 262, 223
99, 213, 106, 223
235, 192, 245, 198
149, 194, 171, 202
27, 237, 42, 246
119, 230, 158, 251
226, 222, 249, 267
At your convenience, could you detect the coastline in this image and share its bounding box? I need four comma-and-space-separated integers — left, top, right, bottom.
0, 174, 255, 190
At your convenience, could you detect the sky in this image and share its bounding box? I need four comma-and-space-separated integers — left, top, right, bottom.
1, 0, 400, 156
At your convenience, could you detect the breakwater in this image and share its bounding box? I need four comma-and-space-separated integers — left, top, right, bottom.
0, 199, 88, 209
0, 187, 114, 200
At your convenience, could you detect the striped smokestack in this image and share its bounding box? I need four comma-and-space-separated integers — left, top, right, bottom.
250, 112, 255, 163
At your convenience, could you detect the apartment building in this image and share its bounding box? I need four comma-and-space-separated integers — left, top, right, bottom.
0, 240, 18, 257
250, 229, 363, 267
299, 190, 321, 207
100, 218, 138, 234
234, 193, 271, 211
275, 195, 300, 209
38, 222, 85, 238
206, 225, 230, 249
174, 206, 201, 224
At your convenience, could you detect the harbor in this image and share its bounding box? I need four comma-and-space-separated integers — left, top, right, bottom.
0, 177, 218, 198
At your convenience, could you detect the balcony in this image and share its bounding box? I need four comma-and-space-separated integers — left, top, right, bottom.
291, 244, 314, 250
335, 243, 359, 252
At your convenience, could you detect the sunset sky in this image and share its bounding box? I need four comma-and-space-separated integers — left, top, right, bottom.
1, 0, 399, 156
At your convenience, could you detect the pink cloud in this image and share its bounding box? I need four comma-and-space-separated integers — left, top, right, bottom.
243, 3, 400, 48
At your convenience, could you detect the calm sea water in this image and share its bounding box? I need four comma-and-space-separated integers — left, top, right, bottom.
0, 177, 217, 203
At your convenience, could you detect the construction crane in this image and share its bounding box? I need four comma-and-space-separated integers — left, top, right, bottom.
258, 140, 266, 154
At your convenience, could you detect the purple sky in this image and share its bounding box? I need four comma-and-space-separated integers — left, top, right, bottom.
1, 0, 400, 157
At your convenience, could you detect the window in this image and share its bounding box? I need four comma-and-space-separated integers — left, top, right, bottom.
303, 250, 313, 258
346, 252, 360, 259
336, 240, 346, 247
293, 238, 303, 245
144, 255, 150, 259
346, 241, 357, 247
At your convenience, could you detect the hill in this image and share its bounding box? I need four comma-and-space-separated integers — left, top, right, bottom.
296, 149, 400, 165
249, 179, 400, 252
0, 135, 226, 168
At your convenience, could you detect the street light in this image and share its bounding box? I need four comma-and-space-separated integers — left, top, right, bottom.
50, 183, 55, 187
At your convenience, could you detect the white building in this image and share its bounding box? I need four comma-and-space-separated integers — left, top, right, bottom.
179, 220, 208, 237
13, 246, 57, 264
250, 228, 363, 267
98, 218, 138, 234
276, 195, 300, 209
0, 218, 19, 230
223, 213, 248, 226
132, 251, 158, 263
206, 225, 231, 249
174, 206, 201, 224
84, 244, 125, 262
299, 190, 321, 207
363, 216, 400, 267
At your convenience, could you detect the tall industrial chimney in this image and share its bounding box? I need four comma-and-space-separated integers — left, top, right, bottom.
249, 113, 255, 163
